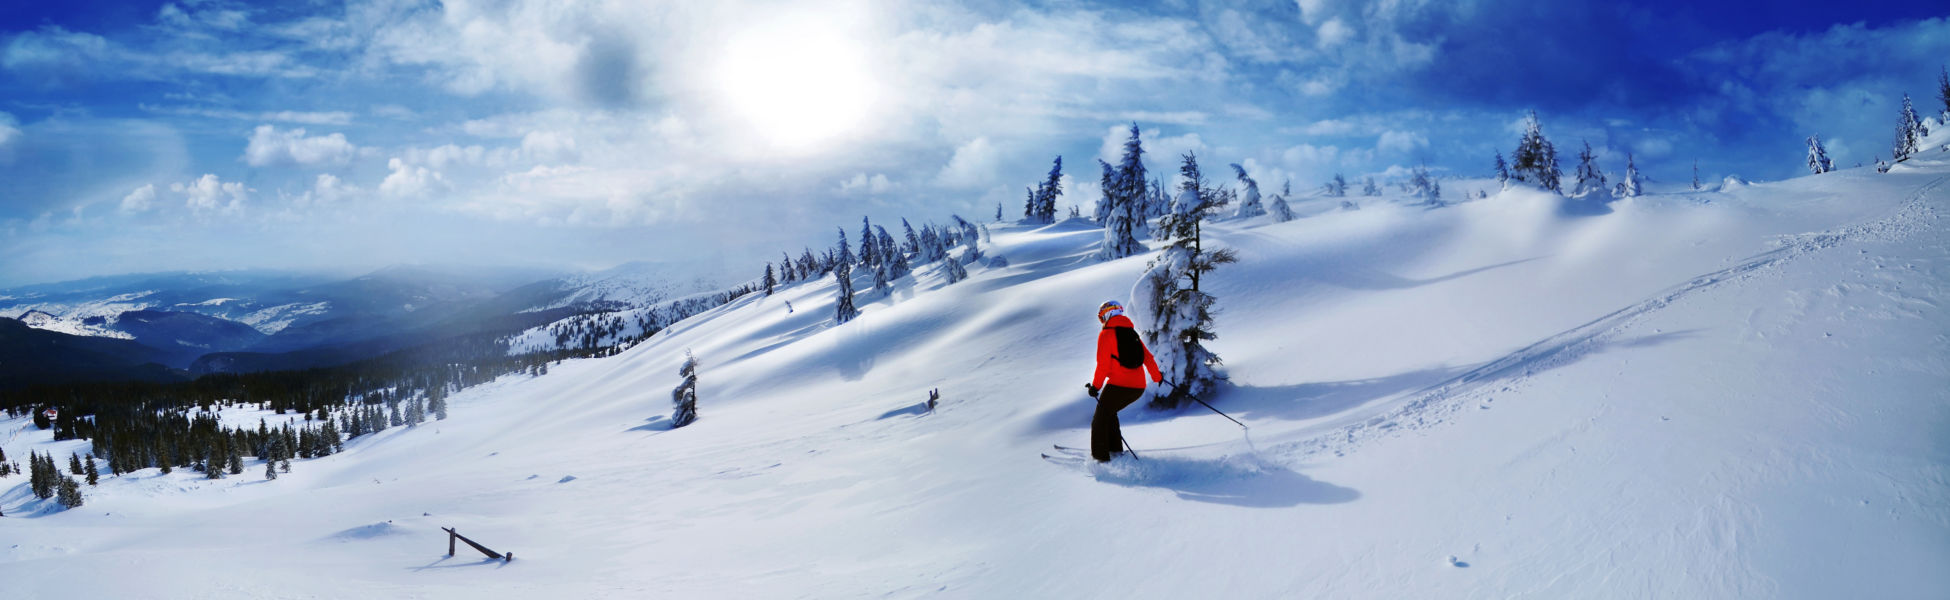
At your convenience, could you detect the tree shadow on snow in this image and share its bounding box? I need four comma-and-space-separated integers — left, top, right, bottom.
1091, 454, 1360, 508
627, 415, 674, 433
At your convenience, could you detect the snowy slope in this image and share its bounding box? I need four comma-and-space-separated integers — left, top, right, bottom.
4, 155, 1948, 597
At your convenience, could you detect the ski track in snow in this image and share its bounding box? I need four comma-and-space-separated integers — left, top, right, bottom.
1270, 175, 1948, 465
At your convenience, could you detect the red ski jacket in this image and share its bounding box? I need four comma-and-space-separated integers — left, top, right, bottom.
1093, 314, 1163, 390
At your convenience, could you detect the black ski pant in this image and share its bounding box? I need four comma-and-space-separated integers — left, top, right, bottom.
1092, 384, 1144, 461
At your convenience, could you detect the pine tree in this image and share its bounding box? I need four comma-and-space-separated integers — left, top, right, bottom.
1036, 156, 1063, 224
1410, 166, 1441, 204
265, 459, 278, 480
1895, 94, 1925, 161
30, 452, 54, 499
1270, 179, 1295, 222
203, 447, 222, 479
1232, 164, 1265, 218
995, 202, 1003, 222
878, 225, 909, 279
1807, 135, 1833, 174
85, 455, 98, 485
1327, 173, 1348, 198
69, 452, 83, 475
227, 445, 243, 475
859, 217, 878, 267
1621, 153, 1643, 198
1693, 160, 1702, 191
762, 264, 776, 296
1362, 176, 1380, 196
834, 229, 860, 324
57, 476, 82, 509
1511, 111, 1563, 193
901, 218, 920, 256
1095, 159, 1117, 224
669, 349, 699, 427
1494, 151, 1511, 188
1573, 141, 1606, 196
1938, 66, 1950, 121
1139, 152, 1239, 408
1097, 130, 1149, 261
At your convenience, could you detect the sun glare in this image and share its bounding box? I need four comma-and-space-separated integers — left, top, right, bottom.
716, 21, 880, 150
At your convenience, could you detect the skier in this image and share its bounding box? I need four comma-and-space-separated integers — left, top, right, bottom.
1085, 300, 1163, 462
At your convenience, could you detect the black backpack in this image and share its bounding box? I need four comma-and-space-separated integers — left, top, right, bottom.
1108, 325, 1144, 369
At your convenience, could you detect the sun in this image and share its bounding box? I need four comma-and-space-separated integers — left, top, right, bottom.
716, 20, 880, 150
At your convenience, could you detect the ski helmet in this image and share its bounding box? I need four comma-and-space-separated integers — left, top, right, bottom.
1097, 300, 1124, 323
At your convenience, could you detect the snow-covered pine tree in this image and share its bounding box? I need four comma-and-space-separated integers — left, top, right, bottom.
1807, 135, 1833, 174
1137, 152, 1239, 408
1328, 173, 1348, 197
1270, 179, 1295, 222
1622, 153, 1643, 198
1114, 126, 1151, 233
1896, 94, 1925, 161
671, 350, 698, 428
901, 218, 920, 256
995, 202, 1003, 222
1099, 191, 1143, 259
1573, 141, 1606, 196
1494, 151, 1511, 188
1038, 156, 1063, 224
265, 459, 277, 480
84, 455, 97, 485
944, 246, 969, 284
859, 217, 878, 268
917, 225, 942, 264
833, 229, 859, 323
1232, 164, 1265, 218
763, 264, 776, 296
1693, 160, 1702, 190
69, 452, 82, 475
1095, 159, 1117, 224
1410, 166, 1441, 205
1098, 155, 1146, 261
872, 256, 891, 294
1362, 176, 1380, 196
1511, 111, 1563, 193
1939, 66, 1950, 121
877, 225, 908, 279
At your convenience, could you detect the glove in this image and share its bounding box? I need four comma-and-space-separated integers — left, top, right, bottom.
1085, 384, 1099, 398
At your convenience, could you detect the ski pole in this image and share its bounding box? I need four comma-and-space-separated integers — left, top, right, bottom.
1164, 379, 1247, 430
1120, 433, 1142, 462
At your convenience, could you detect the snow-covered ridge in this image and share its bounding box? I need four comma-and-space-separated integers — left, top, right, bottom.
4, 152, 1948, 597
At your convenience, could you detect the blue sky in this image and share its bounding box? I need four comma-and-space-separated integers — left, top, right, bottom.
2, 0, 1946, 288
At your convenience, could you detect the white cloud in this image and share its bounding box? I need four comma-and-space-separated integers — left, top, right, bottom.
172, 174, 249, 215
521, 131, 579, 163
294, 173, 360, 207
0, 111, 19, 147
243, 125, 355, 166
139, 104, 354, 125
937, 137, 1001, 189
1282, 143, 1340, 165
838, 173, 894, 195
120, 184, 157, 213
1098, 125, 1206, 170
379, 158, 444, 199
1377, 130, 1429, 153
1317, 18, 1354, 49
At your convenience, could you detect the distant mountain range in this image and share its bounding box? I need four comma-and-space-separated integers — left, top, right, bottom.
0, 263, 720, 389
